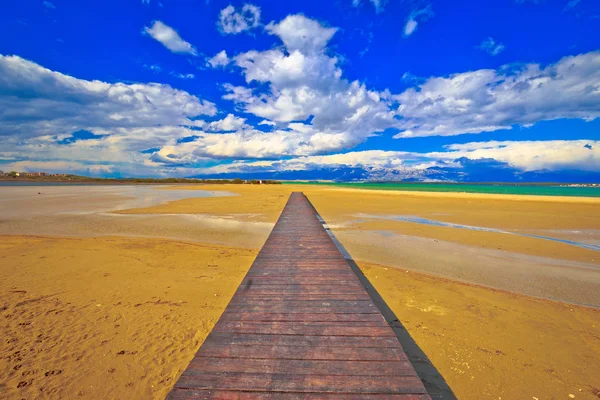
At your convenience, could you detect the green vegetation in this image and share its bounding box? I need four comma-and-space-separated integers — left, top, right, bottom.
0, 173, 281, 185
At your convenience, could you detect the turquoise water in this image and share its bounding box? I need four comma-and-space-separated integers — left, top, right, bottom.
285, 182, 600, 197
4, 181, 599, 197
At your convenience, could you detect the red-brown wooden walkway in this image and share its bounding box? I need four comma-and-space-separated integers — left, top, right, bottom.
168, 192, 430, 399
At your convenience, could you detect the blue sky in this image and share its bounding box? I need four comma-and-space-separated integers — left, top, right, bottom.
0, 0, 599, 181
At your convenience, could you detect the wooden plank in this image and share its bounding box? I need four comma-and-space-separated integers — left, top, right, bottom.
235, 287, 368, 295
241, 275, 360, 281
169, 390, 430, 400
196, 344, 408, 361
212, 322, 395, 337
227, 299, 376, 307
237, 283, 365, 289
202, 334, 403, 348
240, 280, 362, 286
244, 272, 358, 279
223, 305, 380, 314
174, 373, 427, 394
218, 312, 387, 323
167, 192, 430, 399
235, 294, 373, 301
185, 358, 415, 376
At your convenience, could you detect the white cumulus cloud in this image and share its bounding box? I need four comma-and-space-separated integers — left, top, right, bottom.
218, 4, 261, 35
394, 51, 600, 137
0, 54, 216, 140
220, 14, 394, 156
434, 140, 600, 172
265, 14, 338, 53
207, 50, 231, 68
143, 21, 198, 56
205, 114, 249, 132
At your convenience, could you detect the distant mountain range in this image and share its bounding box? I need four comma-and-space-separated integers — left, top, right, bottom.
189, 161, 600, 183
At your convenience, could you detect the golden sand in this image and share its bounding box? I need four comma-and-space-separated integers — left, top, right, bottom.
1, 183, 600, 399
0, 236, 256, 399
359, 262, 600, 399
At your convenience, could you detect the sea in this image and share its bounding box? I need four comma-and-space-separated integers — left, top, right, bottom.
2, 180, 599, 197
285, 182, 600, 197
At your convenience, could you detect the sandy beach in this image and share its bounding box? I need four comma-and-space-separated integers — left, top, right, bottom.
1, 184, 599, 399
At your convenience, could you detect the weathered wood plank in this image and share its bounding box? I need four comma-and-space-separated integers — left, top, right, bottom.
185, 358, 414, 376
218, 312, 386, 323
212, 322, 395, 337
234, 294, 373, 301
235, 286, 368, 294
240, 274, 362, 282
196, 345, 408, 361
227, 299, 376, 307
174, 373, 427, 394
223, 306, 380, 314
169, 390, 431, 399
202, 334, 403, 348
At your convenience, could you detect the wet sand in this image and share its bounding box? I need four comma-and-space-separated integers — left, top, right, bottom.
0, 186, 272, 248
0, 185, 235, 217
1, 184, 600, 399
333, 230, 600, 307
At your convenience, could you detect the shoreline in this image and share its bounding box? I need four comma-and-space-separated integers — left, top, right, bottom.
2, 180, 600, 201
323, 186, 600, 203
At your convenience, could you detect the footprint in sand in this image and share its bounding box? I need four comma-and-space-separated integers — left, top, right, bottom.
17, 380, 32, 388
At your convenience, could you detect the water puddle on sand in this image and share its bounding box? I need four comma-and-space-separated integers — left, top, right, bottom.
335, 229, 600, 307
355, 213, 600, 253
0, 185, 236, 218
105, 212, 272, 232
0, 185, 272, 246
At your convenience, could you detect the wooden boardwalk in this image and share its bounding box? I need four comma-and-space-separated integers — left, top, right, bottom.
168, 192, 430, 399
